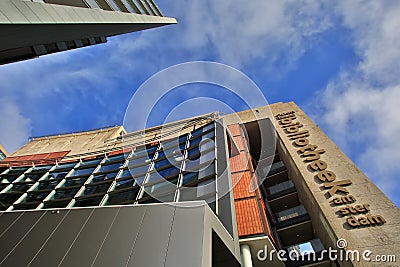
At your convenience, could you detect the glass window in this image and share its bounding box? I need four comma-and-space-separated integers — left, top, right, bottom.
106, 0, 121, 11
6, 167, 29, 176
91, 172, 119, 183
144, 177, 178, 197
191, 123, 214, 139
182, 162, 215, 186
114, 177, 140, 191
47, 170, 69, 180
104, 153, 128, 163
179, 179, 215, 201
138, 191, 173, 204
128, 155, 152, 168
1, 174, 22, 183
154, 157, 182, 170
34, 180, 60, 191
106, 188, 140, 205
43, 200, 70, 209
276, 205, 307, 222
0, 184, 9, 192
13, 202, 38, 210
161, 135, 188, 149
129, 164, 150, 176
184, 150, 215, 171
22, 191, 50, 203
85, 0, 101, 9
132, 144, 158, 158
74, 195, 104, 207
54, 162, 77, 171
61, 177, 87, 188
146, 167, 179, 185
7, 183, 33, 193
188, 131, 214, 148
0, 193, 22, 209
50, 188, 79, 200
30, 165, 52, 173
156, 143, 186, 160
97, 162, 123, 173
79, 158, 102, 167
20, 172, 45, 182
120, 0, 136, 12
71, 166, 96, 177
82, 182, 112, 196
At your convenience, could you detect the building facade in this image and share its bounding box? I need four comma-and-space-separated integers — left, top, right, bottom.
0, 0, 176, 64
0, 144, 8, 161
0, 102, 398, 266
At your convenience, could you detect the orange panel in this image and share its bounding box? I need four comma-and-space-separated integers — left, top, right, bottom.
230, 153, 249, 173
235, 198, 265, 237
232, 171, 256, 199
228, 124, 241, 137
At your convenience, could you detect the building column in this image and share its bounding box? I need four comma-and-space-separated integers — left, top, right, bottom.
240, 244, 253, 267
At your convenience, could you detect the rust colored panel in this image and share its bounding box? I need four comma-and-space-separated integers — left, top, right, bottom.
228, 124, 241, 137
232, 171, 256, 199
108, 147, 134, 156
235, 198, 265, 237
0, 151, 70, 167
233, 136, 244, 151
230, 153, 249, 173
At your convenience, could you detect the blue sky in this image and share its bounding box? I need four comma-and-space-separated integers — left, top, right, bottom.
0, 1, 399, 206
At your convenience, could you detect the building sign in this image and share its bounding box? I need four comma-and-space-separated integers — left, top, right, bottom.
275, 111, 386, 229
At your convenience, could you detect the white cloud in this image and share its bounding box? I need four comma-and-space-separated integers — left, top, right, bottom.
315, 0, 400, 203
0, 98, 31, 153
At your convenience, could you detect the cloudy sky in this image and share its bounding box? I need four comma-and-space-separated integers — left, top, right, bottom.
0, 1, 399, 206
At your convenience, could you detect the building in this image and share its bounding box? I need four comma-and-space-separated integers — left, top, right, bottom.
0, 0, 176, 64
0, 102, 398, 266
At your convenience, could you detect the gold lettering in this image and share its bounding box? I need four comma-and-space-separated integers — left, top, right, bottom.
309, 160, 327, 171
317, 170, 336, 182
324, 179, 352, 197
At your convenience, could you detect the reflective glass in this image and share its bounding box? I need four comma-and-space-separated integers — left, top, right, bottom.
97, 162, 123, 173
83, 182, 112, 196
54, 162, 77, 171
35, 180, 60, 191
184, 151, 215, 171
144, 177, 178, 196
22, 191, 50, 203
47, 170, 69, 180
74, 196, 104, 207
71, 167, 96, 177
191, 123, 214, 139
50, 188, 79, 200
182, 162, 215, 186
62, 177, 87, 188
43, 200, 70, 209
106, 188, 140, 205
79, 158, 102, 167
128, 155, 152, 167
8, 183, 33, 193
114, 178, 140, 191
91, 172, 118, 183
0, 194, 21, 209
188, 131, 214, 148
160, 134, 188, 149
154, 157, 182, 170
129, 164, 150, 176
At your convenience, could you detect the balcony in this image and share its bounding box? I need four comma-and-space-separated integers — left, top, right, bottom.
267, 180, 296, 200
275, 205, 310, 229
285, 239, 330, 267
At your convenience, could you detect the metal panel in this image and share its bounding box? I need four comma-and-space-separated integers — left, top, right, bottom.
127, 204, 176, 266
0, 210, 68, 266
91, 206, 147, 267
28, 208, 94, 267
59, 207, 121, 266
0, 211, 44, 264
164, 206, 205, 267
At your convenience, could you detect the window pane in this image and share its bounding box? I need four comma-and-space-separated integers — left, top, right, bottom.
83, 182, 112, 196
22, 191, 50, 203
71, 167, 96, 177
35, 180, 60, 191
188, 131, 214, 148
128, 156, 152, 167
43, 200, 70, 209
91, 172, 118, 183
160, 135, 188, 149
74, 196, 104, 207
54, 162, 77, 171
50, 188, 79, 200
144, 177, 178, 196
97, 162, 123, 173
79, 158, 102, 167
114, 178, 139, 191
47, 170, 69, 180
129, 164, 150, 176
61, 177, 87, 188
182, 162, 215, 186
184, 151, 215, 171
191, 123, 214, 139
106, 188, 139, 205
7, 183, 33, 193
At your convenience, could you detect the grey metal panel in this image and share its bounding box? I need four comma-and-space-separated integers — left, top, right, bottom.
29, 208, 94, 267
127, 204, 176, 267
0, 212, 22, 235
1, 210, 69, 267
164, 206, 205, 267
92, 206, 147, 267
59, 207, 121, 267
0, 211, 44, 264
